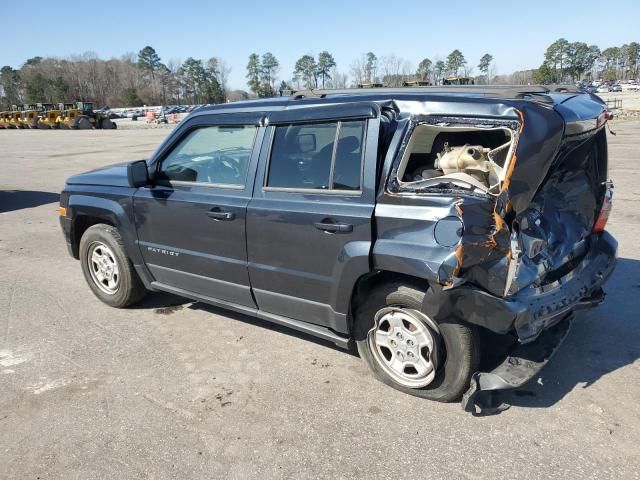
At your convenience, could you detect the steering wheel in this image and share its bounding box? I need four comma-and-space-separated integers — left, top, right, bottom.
206, 153, 242, 183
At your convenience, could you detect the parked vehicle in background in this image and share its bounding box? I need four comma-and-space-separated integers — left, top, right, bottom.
609, 84, 622, 92
596, 85, 609, 93
59, 85, 616, 414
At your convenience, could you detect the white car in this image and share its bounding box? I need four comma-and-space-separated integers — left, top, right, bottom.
596, 86, 609, 93
629, 83, 640, 91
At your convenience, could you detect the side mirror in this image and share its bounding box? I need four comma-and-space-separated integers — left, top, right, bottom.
127, 160, 149, 188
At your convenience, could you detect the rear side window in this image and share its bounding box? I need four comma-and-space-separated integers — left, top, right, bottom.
159, 125, 257, 186
266, 120, 366, 191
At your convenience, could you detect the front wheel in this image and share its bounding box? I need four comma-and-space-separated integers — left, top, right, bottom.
79, 224, 146, 307
354, 282, 480, 402
100, 118, 115, 129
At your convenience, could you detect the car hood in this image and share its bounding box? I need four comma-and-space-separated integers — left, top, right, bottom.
65, 162, 133, 187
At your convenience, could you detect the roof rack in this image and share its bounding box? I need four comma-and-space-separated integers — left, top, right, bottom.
291, 84, 582, 101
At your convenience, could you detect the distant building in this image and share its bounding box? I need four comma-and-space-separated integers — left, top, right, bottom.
443, 77, 474, 85
403, 80, 432, 87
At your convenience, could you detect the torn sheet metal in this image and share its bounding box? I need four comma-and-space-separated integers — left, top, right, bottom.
374, 92, 614, 338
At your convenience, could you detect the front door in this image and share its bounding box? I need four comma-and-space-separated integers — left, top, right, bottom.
247, 108, 379, 331
134, 116, 263, 307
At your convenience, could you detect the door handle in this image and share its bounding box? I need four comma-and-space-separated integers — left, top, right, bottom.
207, 208, 235, 221
314, 221, 353, 233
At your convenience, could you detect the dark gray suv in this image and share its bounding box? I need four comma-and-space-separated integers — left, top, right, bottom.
59, 86, 617, 412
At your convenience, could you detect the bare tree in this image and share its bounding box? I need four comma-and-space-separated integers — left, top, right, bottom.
487, 63, 497, 84
217, 58, 231, 100
378, 54, 413, 86
349, 54, 368, 86
327, 67, 348, 88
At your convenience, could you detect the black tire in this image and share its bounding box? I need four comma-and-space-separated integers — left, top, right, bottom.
76, 116, 92, 130
79, 224, 146, 308
99, 118, 115, 129
354, 281, 480, 402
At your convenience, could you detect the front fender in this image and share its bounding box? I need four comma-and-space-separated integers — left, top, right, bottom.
67, 192, 142, 264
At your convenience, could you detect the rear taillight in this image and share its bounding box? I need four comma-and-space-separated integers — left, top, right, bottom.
593, 185, 613, 233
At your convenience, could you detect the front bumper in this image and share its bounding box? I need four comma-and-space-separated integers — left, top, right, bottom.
59, 215, 75, 258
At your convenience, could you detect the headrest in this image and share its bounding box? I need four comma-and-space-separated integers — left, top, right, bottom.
338, 136, 360, 153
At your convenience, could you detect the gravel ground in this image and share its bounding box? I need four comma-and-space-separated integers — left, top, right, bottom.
0, 122, 639, 479
598, 90, 640, 111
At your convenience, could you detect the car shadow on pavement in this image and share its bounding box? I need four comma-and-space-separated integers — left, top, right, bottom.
188, 302, 357, 355
0, 190, 60, 213
499, 257, 640, 411
131, 291, 191, 311
130, 257, 639, 406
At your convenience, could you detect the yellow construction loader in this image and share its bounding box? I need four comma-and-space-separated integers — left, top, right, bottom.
57, 103, 77, 129
37, 103, 61, 129
21, 104, 40, 128
0, 111, 11, 128
2, 101, 117, 130
9, 106, 25, 128
75, 102, 116, 129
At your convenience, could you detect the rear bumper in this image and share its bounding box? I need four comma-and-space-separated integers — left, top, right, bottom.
424, 231, 617, 341
511, 230, 616, 342
459, 231, 617, 414
462, 316, 573, 415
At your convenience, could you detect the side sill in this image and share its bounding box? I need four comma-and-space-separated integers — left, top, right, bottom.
150, 282, 353, 349
256, 310, 352, 350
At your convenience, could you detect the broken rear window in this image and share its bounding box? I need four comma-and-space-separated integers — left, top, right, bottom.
391, 119, 519, 195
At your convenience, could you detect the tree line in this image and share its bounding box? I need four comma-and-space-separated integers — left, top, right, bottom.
534, 39, 640, 83
0, 46, 496, 107
1, 39, 638, 109
248, 49, 495, 96
0, 46, 232, 109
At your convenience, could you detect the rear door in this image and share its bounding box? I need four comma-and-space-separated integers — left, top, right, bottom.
134, 113, 264, 308
246, 104, 380, 332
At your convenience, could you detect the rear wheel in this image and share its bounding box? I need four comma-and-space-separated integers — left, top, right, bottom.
354, 282, 480, 402
79, 224, 146, 307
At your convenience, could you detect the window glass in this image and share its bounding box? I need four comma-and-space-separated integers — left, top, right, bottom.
333, 120, 365, 191
267, 123, 338, 189
159, 126, 256, 185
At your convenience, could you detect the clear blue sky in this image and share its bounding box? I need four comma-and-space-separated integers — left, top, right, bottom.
3, 0, 639, 89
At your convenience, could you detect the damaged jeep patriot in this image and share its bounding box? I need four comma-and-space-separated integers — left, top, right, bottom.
59, 86, 617, 412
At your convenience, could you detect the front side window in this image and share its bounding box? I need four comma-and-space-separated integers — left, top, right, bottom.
159, 125, 257, 186
266, 120, 366, 191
